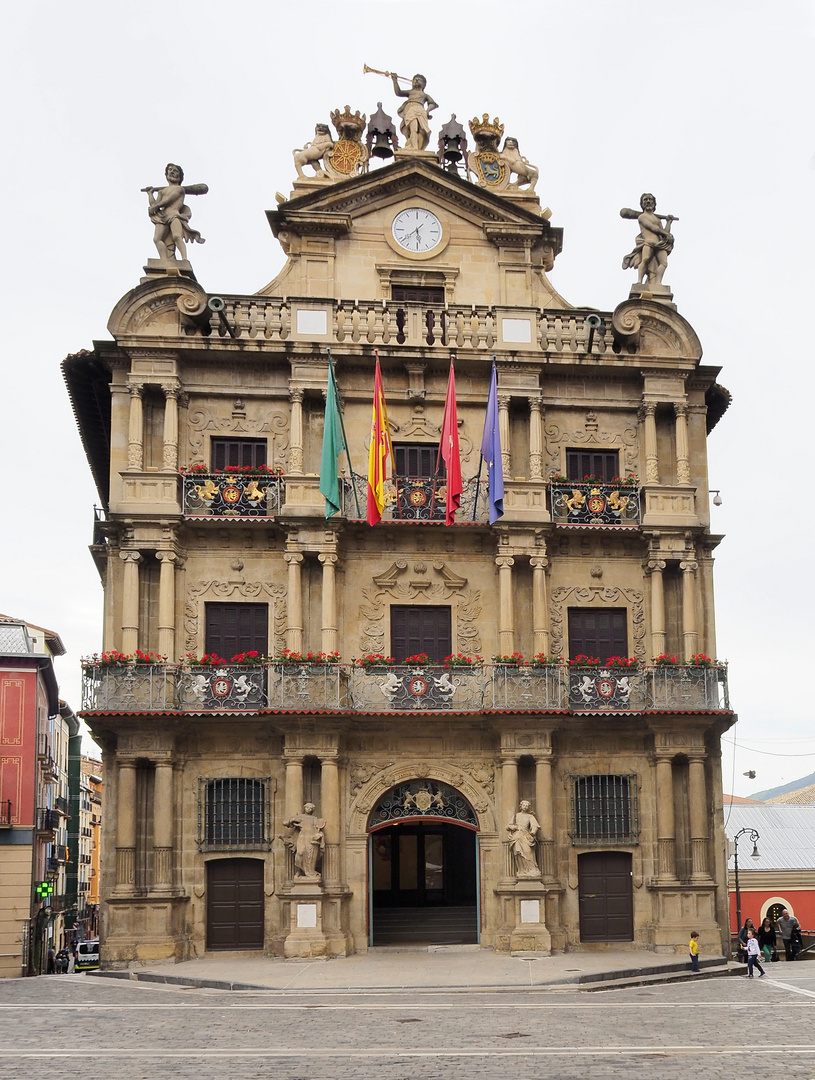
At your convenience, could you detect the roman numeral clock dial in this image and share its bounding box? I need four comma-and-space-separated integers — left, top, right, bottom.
391, 207, 443, 253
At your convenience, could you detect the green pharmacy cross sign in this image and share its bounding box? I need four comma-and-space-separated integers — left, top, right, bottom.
35, 880, 54, 899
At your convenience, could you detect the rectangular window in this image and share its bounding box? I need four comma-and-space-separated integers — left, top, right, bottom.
568, 608, 627, 659
393, 444, 444, 478
391, 285, 445, 304
572, 775, 637, 845
391, 606, 452, 662
566, 449, 619, 482
211, 438, 267, 471
199, 777, 271, 851
205, 603, 268, 660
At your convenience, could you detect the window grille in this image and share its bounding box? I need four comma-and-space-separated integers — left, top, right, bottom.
198, 777, 271, 851
571, 774, 638, 845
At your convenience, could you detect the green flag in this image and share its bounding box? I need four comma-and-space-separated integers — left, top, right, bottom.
320, 360, 344, 518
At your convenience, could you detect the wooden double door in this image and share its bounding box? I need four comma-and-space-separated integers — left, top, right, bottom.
206, 858, 264, 950
578, 851, 634, 942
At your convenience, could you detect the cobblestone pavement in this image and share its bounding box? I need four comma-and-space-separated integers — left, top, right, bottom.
0, 968, 813, 1080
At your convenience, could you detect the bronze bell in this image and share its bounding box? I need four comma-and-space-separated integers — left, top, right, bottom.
372, 131, 394, 159
443, 136, 463, 163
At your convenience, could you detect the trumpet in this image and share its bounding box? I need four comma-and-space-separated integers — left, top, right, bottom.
363, 63, 409, 83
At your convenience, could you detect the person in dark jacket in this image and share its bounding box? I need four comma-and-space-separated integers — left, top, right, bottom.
778, 909, 801, 961
757, 916, 777, 962
738, 918, 756, 963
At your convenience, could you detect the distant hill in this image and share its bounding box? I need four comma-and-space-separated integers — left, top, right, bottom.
750, 771, 815, 801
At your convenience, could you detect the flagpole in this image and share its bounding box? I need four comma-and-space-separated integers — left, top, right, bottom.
473, 355, 496, 520
327, 348, 361, 518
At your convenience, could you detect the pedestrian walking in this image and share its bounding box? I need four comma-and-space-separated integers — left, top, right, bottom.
777, 908, 801, 962
688, 931, 700, 973
744, 928, 766, 978
738, 918, 756, 964
757, 916, 777, 963
46, 946, 55, 975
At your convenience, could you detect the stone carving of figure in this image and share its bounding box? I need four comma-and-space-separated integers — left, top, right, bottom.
507, 800, 541, 877
620, 193, 678, 287
500, 137, 539, 192
283, 802, 325, 880
142, 163, 208, 261
391, 73, 438, 152
293, 123, 335, 180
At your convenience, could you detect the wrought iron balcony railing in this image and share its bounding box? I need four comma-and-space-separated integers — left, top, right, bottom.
182, 472, 283, 519
36, 808, 57, 834
550, 481, 641, 526
81, 662, 729, 715
341, 474, 490, 522
1, 799, 11, 828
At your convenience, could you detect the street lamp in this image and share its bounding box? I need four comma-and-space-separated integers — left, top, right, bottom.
731, 827, 760, 937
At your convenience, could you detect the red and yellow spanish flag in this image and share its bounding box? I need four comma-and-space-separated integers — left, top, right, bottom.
366, 357, 394, 526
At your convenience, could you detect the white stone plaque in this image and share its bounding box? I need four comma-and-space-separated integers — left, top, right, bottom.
296, 903, 318, 928
501, 318, 532, 343
520, 899, 540, 924
296, 309, 328, 336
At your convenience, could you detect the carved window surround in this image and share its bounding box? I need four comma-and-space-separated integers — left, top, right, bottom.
549, 585, 646, 662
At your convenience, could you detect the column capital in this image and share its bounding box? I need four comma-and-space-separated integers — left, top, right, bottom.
284, 551, 305, 566
499, 750, 520, 764
529, 556, 549, 570
639, 400, 657, 419
155, 550, 178, 564
318, 553, 338, 567
687, 751, 707, 764
161, 384, 180, 400
532, 751, 553, 764
680, 560, 698, 573
119, 551, 143, 564
497, 394, 511, 409
290, 387, 305, 404
645, 558, 667, 573
673, 401, 688, 418
654, 748, 675, 762
495, 556, 514, 569
283, 749, 305, 762
128, 382, 145, 398
527, 394, 543, 410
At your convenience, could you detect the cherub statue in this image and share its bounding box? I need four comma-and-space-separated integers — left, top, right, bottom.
293, 123, 335, 180
142, 163, 208, 261
621, 193, 678, 287
391, 73, 438, 152
500, 137, 539, 192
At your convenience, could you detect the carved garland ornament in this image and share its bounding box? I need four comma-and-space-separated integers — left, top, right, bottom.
549, 585, 646, 661
185, 404, 290, 471
351, 760, 494, 826
543, 410, 638, 478
357, 560, 482, 656
184, 580, 287, 655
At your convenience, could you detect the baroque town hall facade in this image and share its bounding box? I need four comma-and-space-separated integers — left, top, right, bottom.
64, 93, 735, 963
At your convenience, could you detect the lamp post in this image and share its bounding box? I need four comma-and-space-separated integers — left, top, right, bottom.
732, 827, 760, 937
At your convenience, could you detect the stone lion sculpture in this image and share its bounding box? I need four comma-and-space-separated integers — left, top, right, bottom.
500, 137, 539, 191
293, 123, 335, 179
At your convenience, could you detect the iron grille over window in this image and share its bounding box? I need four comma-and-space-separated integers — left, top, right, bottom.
198, 778, 271, 851
571, 775, 637, 845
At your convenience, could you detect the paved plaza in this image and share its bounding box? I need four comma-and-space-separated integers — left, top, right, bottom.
0, 962, 813, 1080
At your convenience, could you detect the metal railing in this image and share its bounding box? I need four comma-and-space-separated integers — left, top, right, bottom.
550, 481, 641, 526
341, 474, 490, 522
81, 662, 729, 714
182, 473, 283, 519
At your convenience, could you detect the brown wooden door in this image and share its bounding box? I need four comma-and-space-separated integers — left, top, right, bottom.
206, 858, 264, 950
578, 851, 634, 942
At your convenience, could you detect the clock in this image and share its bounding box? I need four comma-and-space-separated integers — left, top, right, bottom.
391, 207, 443, 253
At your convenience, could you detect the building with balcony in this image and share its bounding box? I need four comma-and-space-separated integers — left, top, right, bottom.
0, 616, 73, 976
64, 97, 735, 964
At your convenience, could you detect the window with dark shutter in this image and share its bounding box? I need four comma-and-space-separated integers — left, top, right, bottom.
211, 438, 268, 470
568, 609, 628, 659
205, 604, 268, 659
566, 449, 619, 482
390, 606, 452, 662
393, 444, 444, 478
391, 285, 445, 304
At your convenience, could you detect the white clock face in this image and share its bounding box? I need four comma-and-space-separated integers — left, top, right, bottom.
391, 208, 443, 253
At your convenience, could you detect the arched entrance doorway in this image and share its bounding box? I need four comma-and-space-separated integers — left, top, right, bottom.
368, 780, 479, 946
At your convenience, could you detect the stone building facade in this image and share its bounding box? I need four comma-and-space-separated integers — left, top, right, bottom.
64, 105, 735, 964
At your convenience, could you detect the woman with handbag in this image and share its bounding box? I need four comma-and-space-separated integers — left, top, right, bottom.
758, 916, 777, 963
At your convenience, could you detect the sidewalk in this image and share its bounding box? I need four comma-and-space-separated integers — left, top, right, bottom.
90, 947, 730, 993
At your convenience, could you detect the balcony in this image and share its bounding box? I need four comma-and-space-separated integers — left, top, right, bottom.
182, 472, 283, 519
36, 808, 57, 835
1, 800, 11, 828
341, 474, 489, 522
550, 481, 641, 527
81, 663, 729, 715
54, 796, 71, 817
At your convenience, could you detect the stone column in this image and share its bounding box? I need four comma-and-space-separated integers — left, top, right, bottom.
156, 551, 176, 660
530, 556, 550, 656
289, 388, 304, 475
688, 754, 710, 879
120, 551, 142, 654
318, 553, 338, 655
127, 384, 145, 471
114, 760, 137, 894
284, 755, 304, 822
495, 556, 515, 655
498, 394, 511, 477
501, 753, 519, 879
641, 401, 659, 484
153, 761, 174, 890
284, 551, 304, 654
647, 558, 667, 657
528, 396, 543, 480
161, 385, 179, 471
321, 755, 340, 885
674, 403, 691, 485
535, 753, 555, 878
680, 560, 699, 659
655, 751, 676, 880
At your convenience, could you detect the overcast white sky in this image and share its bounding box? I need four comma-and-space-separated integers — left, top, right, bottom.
2, 0, 812, 795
